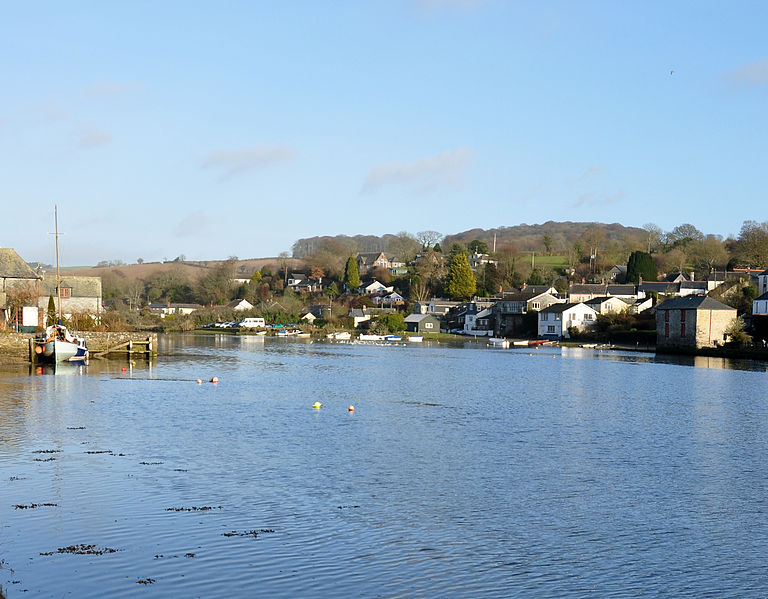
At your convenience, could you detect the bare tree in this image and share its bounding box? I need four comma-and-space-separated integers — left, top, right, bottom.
642, 223, 663, 254
416, 230, 442, 250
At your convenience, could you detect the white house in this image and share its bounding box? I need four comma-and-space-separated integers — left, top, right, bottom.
149, 302, 203, 318
362, 280, 394, 295
758, 269, 768, 296
538, 302, 597, 338
225, 299, 254, 311
584, 296, 632, 315
754, 292, 768, 316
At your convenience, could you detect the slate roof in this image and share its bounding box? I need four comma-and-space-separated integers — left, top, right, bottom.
40, 274, 101, 297
755, 291, 768, 301
606, 285, 638, 295
655, 296, 735, 311
540, 302, 595, 314
0, 248, 40, 279
404, 313, 434, 323
584, 296, 631, 306
640, 282, 680, 294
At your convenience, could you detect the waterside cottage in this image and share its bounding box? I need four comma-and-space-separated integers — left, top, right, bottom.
655, 296, 736, 350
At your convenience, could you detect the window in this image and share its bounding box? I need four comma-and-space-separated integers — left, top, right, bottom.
584, 313, 593, 320
60, 287, 72, 298
532, 302, 540, 310
425, 322, 433, 329
542, 313, 549, 321
547, 325, 555, 333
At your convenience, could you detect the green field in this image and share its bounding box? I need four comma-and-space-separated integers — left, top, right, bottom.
531, 255, 569, 270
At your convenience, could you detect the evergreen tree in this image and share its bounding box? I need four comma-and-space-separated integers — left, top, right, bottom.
433, 243, 443, 253
446, 253, 476, 300
626, 251, 657, 283
47, 294, 57, 326
344, 256, 360, 290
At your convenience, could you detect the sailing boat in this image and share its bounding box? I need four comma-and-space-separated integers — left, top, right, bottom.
33, 207, 89, 363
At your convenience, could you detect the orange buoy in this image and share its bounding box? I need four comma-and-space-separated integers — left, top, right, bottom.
348, 405, 355, 412
122, 366, 127, 372
197, 379, 203, 385
210, 376, 219, 383
34, 345, 43, 354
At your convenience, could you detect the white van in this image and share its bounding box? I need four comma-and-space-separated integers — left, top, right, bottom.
239, 317, 266, 328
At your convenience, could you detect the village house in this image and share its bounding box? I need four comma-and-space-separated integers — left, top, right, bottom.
0, 248, 42, 329
468, 253, 497, 270
567, 283, 641, 302
361, 280, 394, 295
655, 296, 737, 350
538, 302, 597, 339
373, 291, 405, 307
38, 274, 102, 325
349, 307, 371, 328
447, 300, 495, 335
754, 269, 768, 316
490, 290, 563, 336
411, 298, 462, 316
356, 252, 391, 275
584, 296, 632, 315
404, 313, 440, 334
149, 302, 203, 318
225, 299, 254, 311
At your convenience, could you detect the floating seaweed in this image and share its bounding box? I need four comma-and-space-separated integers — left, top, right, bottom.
33, 449, 61, 454
40, 544, 118, 556
14, 503, 58, 509
34, 457, 56, 462
137, 578, 156, 585
85, 450, 113, 454
165, 506, 222, 512
337, 505, 360, 509
222, 529, 275, 538
140, 461, 164, 465
66, 426, 86, 430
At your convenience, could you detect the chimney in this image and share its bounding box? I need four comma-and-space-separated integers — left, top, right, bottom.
690, 271, 695, 281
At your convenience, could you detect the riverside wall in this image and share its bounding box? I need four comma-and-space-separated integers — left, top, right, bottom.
0, 331, 159, 363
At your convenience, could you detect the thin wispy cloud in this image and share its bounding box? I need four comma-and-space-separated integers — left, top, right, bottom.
201, 145, 295, 180
567, 165, 600, 186
75, 126, 112, 148
571, 190, 624, 209
174, 211, 209, 237
362, 148, 472, 194
726, 59, 768, 88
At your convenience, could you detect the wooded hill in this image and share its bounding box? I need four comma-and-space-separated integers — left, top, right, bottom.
292, 221, 648, 257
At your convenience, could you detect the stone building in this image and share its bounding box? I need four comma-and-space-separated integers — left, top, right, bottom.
655, 296, 736, 350
38, 274, 102, 325
0, 248, 41, 329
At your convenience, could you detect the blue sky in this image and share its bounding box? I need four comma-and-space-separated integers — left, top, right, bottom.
2, 1, 767, 265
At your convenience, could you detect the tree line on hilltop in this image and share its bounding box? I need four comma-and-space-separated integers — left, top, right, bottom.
96, 220, 768, 330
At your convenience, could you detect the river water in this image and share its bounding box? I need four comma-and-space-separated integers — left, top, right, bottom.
1, 335, 767, 598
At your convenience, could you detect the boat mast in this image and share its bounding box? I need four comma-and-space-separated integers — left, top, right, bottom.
54, 205, 61, 324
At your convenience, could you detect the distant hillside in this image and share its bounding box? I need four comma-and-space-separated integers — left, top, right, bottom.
443, 221, 647, 252
292, 222, 647, 257
67, 257, 305, 281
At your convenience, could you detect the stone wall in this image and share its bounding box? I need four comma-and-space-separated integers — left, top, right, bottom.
0, 331, 159, 362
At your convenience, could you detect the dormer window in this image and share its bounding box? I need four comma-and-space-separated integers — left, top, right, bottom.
59, 286, 72, 299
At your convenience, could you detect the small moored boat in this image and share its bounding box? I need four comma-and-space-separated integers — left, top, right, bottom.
34, 324, 89, 363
